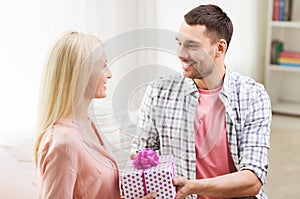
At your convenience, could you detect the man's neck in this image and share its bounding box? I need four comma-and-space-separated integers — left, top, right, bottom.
194, 66, 226, 90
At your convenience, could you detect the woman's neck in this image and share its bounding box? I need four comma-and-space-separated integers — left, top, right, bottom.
64, 98, 91, 121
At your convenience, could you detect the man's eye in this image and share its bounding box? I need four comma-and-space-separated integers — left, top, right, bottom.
187, 44, 197, 48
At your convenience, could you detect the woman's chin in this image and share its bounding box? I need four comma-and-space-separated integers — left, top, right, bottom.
95, 93, 106, 99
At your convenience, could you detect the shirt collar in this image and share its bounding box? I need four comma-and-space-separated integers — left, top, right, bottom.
220, 67, 233, 100
183, 76, 198, 96
181, 67, 233, 99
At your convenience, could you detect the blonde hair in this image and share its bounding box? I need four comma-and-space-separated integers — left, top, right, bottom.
34, 31, 101, 165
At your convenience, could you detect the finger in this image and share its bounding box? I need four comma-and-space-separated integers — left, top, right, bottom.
172, 177, 186, 185
130, 153, 136, 160
175, 187, 188, 199
172, 177, 178, 185
140, 192, 157, 199
148, 192, 156, 198
175, 193, 185, 199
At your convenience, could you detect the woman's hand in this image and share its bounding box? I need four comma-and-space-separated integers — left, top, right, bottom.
140, 192, 156, 199
130, 153, 136, 160
121, 192, 156, 199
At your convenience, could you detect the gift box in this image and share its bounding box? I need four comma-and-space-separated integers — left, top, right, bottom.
121, 149, 177, 199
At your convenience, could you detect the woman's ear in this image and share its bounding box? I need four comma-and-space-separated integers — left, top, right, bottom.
216, 39, 227, 57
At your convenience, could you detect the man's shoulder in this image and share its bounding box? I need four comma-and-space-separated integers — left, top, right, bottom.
228, 70, 266, 94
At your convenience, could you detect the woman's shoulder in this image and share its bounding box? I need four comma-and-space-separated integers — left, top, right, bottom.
39, 120, 80, 154
37, 120, 81, 174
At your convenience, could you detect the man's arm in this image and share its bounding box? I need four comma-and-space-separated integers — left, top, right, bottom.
131, 82, 160, 155
237, 87, 272, 187
173, 170, 261, 199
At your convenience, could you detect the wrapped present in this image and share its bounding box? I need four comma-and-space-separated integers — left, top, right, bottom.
121, 149, 177, 199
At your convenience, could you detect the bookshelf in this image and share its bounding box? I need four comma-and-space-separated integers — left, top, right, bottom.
271, 21, 300, 28
265, 0, 300, 116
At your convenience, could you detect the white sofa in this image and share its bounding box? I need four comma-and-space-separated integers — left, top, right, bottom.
0, 104, 136, 198
0, 130, 36, 199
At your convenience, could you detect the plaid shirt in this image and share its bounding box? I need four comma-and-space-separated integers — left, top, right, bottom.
132, 68, 271, 199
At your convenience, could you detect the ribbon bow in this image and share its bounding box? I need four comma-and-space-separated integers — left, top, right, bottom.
133, 148, 159, 169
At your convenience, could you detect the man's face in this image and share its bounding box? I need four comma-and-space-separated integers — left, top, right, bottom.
176, 22, 217, 80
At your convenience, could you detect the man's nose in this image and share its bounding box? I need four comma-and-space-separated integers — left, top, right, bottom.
177, 45, 189, 60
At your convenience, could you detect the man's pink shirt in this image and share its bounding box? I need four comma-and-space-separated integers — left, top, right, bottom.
194, 86, 237, 199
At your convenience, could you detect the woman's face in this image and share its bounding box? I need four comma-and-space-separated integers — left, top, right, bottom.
95, 54, 112, 98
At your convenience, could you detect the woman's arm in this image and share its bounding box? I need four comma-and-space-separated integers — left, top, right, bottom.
38, 146, 77, 198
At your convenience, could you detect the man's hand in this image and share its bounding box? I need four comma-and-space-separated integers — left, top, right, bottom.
172, 177, 191, 199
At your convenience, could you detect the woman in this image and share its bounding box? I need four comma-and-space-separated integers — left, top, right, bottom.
35, 31, 155, 199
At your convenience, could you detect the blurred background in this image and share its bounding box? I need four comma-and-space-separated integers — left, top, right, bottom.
0, 0, 268, 137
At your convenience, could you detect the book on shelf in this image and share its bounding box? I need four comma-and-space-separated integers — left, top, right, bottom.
279, 63, 300, 68
273, 0, 280, 20
278, 57, 300, 64
284, 0, 292, 21
272, 0, 292, 21
279, 51, 300, 59
280, 0, 285, 21
278, 51, 300, 67
270, 40, 284, 64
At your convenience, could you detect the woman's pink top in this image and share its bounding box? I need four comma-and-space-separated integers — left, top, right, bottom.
37, 119, 121, 199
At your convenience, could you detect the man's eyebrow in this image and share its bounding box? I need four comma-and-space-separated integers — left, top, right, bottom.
185, 40, 200, 44
175, 37, 200, 45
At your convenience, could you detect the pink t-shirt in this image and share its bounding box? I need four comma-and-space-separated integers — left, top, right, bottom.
194, 86, 237, 199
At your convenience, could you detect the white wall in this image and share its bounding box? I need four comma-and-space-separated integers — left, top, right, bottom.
0, 1, 42, 138
0, 0, 141, 138
154, 0, 268, 82
0, 0, 268, 140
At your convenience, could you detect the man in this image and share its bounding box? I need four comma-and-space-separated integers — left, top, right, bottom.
131, 4, 271, 199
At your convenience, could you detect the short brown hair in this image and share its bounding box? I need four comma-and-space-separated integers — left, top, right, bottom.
184, 4, 233, 50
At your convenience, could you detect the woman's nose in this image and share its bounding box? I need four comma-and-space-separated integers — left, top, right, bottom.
106, 68, 112, 79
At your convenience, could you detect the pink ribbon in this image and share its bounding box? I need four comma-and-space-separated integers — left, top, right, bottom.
133, 148, 159, 169
133, 149, 159, 196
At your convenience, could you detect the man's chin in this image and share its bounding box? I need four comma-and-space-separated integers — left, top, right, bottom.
183, 70, 192, 78
183, 71, 203, 79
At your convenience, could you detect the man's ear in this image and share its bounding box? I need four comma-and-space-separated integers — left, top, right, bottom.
216, 39, 227, 57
